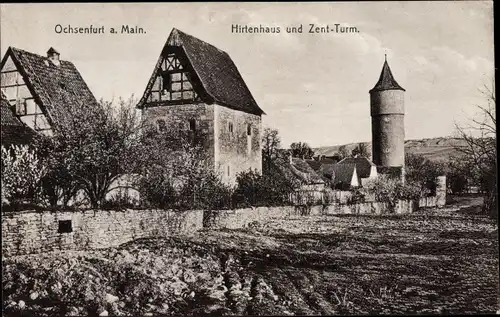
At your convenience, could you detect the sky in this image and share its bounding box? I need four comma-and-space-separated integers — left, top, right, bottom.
0, 2, 494, 148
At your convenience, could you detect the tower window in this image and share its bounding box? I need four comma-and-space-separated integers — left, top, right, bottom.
247, 124, 252, 136
162, 71, 171, 92
157, 119, 166, 132
189, 119, 196, 131
228, 122, 233, 134
227, 165, 230, 176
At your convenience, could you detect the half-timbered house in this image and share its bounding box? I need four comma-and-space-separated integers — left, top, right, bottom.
0, 47, 99, 137
137, 28, 265, 185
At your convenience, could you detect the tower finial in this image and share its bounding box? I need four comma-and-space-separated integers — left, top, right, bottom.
384, 53, 387, 62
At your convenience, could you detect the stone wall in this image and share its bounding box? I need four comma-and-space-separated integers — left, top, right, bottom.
2, 197, 425, 257
206, 199, 418, 230
214, 104, 262, 186
2, 209, 203, 257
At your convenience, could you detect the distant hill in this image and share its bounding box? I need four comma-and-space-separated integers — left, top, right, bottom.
313, 137, 467, 163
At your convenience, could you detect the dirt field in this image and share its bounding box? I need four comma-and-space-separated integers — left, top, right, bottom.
3, 196, 499, 316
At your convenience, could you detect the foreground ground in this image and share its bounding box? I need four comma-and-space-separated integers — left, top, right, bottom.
2, 196, 499, 316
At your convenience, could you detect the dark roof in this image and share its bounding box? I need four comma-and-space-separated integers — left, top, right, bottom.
332, 163, 358, 186
290, 157, 324, 185
306, 158, 338, 171
1, 99, 22, 126
1, 98, 36, 146
319, 163, 335, 180
337, 156, 375, 179
369, 58, 405, 93
47, 47, 59, 55
1, 47, 100, 124
137, 28, 265, 116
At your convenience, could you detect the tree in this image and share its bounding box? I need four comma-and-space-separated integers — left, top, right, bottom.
233, 167, 295, 207
337, 145, 349, 160
45, 96, 144, 209
351, 143, 371, 159
405, 153, 447, 196
136, 121, 228, 210
290, 142, 314, 159
262, 128, 281, 171
447, 154, 476, 195
455, 83, 496, 217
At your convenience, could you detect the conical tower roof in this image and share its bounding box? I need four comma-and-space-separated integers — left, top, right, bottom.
369, 56, 405, 93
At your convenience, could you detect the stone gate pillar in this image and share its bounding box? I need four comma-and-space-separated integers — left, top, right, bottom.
436, 176, 446, 207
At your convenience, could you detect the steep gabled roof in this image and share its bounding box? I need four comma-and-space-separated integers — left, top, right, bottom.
1, 97, 36, 146
1, 47, 100, 124
332, 163, 358, 186
290, 157, 325, 185
369, 58, 405, 93
337, 156, 375, 179
137, 28, 265, 116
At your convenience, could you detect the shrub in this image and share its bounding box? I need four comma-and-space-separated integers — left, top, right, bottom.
102, 190, 140, 211
362, 175, 422, 211
233, 169, 295, 207
137, 172, 177, 209
346, 189, 366, 204
1, 145, 46, 208
177, 173, 233, 210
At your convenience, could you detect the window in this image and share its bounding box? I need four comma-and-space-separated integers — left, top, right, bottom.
228, 122, 233, 134
157, 119, 166, 132
189, 119, 196, 131
58, 220, 72, 233
227, 165, 230, 177
15, 99, 26, 115
247, 124, 252, 136
162, 71, 171, 92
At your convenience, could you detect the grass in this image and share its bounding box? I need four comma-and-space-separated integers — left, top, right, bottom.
2, 196, 498, 315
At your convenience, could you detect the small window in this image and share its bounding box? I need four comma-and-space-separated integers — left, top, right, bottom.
189, 119, 196, 131
162, 71, 171, 92
157, 119, 166, 132
15, 99, 26, 115
228, 122, 233, 134
247, 124, 252, 136
58, 220, 72, 233
227, 165, 230, 177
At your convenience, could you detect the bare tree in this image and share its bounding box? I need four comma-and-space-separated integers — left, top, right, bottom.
455, 83, 496, 217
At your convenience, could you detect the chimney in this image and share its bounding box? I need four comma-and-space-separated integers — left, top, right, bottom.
46, 47, 60, 66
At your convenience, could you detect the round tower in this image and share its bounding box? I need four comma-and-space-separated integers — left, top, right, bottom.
369, 55, 405, 171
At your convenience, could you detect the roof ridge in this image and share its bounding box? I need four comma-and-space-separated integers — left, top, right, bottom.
175, 28, 228, 55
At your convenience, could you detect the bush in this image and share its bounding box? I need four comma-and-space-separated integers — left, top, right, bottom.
102, 190, 140, 211
346, 189, 366, 204
137, 172, 177, 209
233, 169, 295, 207
362, 175, 422, 211
1, 145, 46, 207
177, 173, 233, 210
